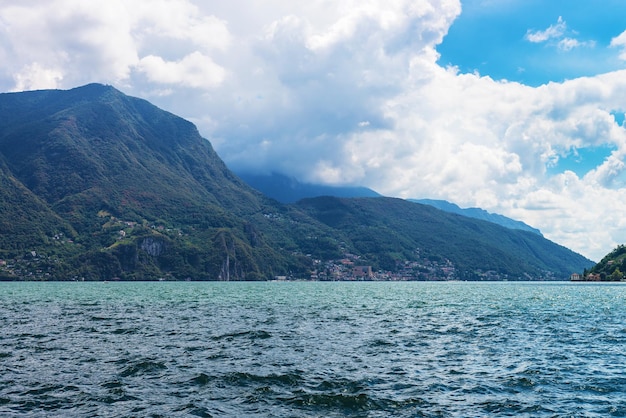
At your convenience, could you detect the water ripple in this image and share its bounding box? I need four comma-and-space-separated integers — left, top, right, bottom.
2, 281, 626, 417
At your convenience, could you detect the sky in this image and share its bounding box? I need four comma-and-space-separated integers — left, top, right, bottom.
1, 0, 626, 261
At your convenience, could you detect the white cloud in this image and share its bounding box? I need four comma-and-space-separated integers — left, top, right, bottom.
12, 63, 63, 91
558, 38, 591, 51
525, 16, 566, 43
524, 16, 595, 52
137, 52, 226, 89
0, 1, 138, 87
131, 0, 231, 52
610, 30, 626, 60
0, 0, 230, 92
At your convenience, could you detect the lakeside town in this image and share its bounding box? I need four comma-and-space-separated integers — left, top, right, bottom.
0, 243, 528, 281
302, 250, 458, 281
0, 248, 458, 281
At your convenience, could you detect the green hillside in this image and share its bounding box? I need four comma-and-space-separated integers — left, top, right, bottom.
297, 196, 592, 280
584, 245, 626, 281
0, 84, 593, 281
0, 84, 326, 280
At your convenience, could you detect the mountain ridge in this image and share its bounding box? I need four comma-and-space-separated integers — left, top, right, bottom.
236, 172, 542, 237
0, 84, 318, 280
411, 199, 542, 236
0, 84, 593, 280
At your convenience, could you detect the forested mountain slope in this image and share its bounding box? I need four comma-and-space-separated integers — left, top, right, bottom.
0, 84, 593, 280
297, 196, 592, 280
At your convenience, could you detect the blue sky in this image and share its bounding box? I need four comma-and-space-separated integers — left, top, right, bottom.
1, 0, 626, 261
439, 0, 626, 86
439, 0, 626, 180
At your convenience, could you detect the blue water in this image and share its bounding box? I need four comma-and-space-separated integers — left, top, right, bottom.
1, 281, 626, 417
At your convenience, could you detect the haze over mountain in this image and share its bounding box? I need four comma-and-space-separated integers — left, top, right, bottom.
237, 172, 381, 203
411, 199, 543, 236
236, 172, 541, 236
237, 172, 543, 236
0, 84, 593, 280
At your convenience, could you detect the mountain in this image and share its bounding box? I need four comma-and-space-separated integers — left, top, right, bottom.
237, 171, 381, 203
0, 84, 593, 281
0, 84, 333, 280
582, 245, 626, 281
297, 196, 592, 280
239, 175, 541, 238
0, 159, 75, 253
411, 199, 542, 236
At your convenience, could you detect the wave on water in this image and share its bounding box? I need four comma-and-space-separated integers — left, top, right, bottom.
2, 281, 626, 417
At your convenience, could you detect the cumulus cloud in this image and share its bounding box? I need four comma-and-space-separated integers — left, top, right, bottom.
525, 16, 594, 52
610, 30, 626, 60
2, 0, 626, 260
0, 1, 139, 90
131, 1, 231, 52
137, 52, 226, 89
215, 0, 462, 173
558, 38, 590, 51
0, 0, 229, 91
525, 16, 566, 43
375, 70, 626, 260
12, 63, 64, 92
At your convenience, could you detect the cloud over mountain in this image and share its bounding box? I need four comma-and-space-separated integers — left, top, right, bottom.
1, 0, 626, 261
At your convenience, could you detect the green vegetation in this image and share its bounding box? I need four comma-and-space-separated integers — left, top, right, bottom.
0, 84, 594, 281
581, 245, 626, 281
0, 84, 314, 281
297, 196, 593, 280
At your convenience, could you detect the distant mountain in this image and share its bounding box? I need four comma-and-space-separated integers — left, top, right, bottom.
0, 84, 593, 280
298, 197, 592, 280
237, 172, 381, 203
411, 199, 542, 236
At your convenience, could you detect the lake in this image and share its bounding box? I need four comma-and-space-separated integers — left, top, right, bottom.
1, 281, 626, 417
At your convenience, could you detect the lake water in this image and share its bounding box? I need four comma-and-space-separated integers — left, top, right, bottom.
1, 281, 626, 417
